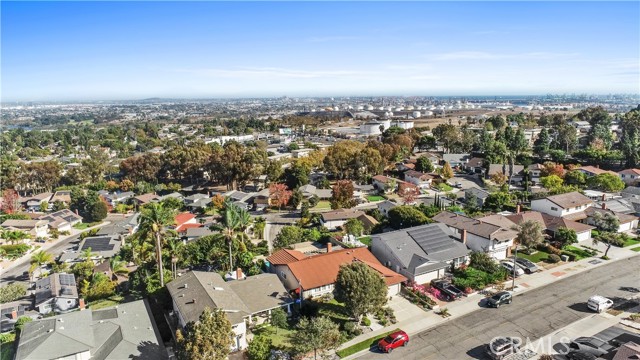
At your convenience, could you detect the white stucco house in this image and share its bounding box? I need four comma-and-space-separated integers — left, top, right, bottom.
531, 192, 594, 218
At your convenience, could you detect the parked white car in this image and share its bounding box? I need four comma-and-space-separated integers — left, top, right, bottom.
500, 261, 525, 277
587, 295, 613, 313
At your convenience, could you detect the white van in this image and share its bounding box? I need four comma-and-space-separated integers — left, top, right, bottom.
587, 295, 613, 313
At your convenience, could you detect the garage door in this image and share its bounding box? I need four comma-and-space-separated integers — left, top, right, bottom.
414, 270, 440, 285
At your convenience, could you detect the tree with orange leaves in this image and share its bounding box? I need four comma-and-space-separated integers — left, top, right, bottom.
269, 183, 292, 211
399, 183, 421, 204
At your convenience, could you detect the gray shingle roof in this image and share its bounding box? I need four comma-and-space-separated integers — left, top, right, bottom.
166, 271, 292, 326
372, 223, 470, 277
34, 273, 78, 306
14, 300, 164, 360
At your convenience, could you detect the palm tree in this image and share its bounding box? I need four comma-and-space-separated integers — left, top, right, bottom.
80, 247, 97, 261
210, 203, 251, 272
166, 238, 184, 279
109, 257, 129, 278
3, 230, 29, 245
253, 217, 266, 240
138, 202, 176, 288
31, 250, 53, 267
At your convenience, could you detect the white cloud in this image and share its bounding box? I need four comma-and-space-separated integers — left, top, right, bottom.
430, 51, 580, 61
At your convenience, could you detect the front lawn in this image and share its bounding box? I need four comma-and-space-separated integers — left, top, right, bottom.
563, 246, 594, 260
252, 325, 294, 348
366, 195, 385, 202
315, 200, 332, 210
359, 236, 372, 247
0, 332, 15, 360
336, 328, 400, 358
73, 222, 100, 230
88, 295, 124, 310
317, 299, 351, 325
517, 250, 550, 263
622, 237, 640, 247
631, 246, 640, 252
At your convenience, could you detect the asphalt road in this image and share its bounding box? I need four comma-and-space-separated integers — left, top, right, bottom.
355, 255, 640, 360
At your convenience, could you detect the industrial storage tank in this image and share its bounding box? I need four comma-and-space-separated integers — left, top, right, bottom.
412, 111, 421, 118
366, 105, 374, 110
424, 111, 434, 116
359, 120, 391, 136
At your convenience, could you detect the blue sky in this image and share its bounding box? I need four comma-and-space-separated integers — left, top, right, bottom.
2, 1, 639, 101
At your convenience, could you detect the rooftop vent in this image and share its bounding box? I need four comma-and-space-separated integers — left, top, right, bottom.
213, 287, 224, 291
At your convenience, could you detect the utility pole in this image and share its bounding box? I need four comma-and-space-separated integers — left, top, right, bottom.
512, 246, 517, 292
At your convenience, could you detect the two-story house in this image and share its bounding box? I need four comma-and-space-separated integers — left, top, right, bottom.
531, 192, 594, 218
618, 169, 640, 186
403, 170, 434, 189
34, 273, 79, 314
432, 211, 517, 260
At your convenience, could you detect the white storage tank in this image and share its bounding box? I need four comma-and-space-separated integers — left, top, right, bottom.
412, 111, 421, 118
424, 111, 434, 116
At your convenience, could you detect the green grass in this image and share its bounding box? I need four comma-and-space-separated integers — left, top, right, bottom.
317, 299, 351, 323
315, 200, 332, 210
366, 195, 385, 202
73, 222, 100, 230
631, 246, 640, 252
359, 236, 372, 247
252, 325, 294, 348
336, 328, 400, 358
0, 332, 15, 360
88, 295, 124, 310
517, 250, 550, 263
622, 238, 640, 247
564, 246, 594, 260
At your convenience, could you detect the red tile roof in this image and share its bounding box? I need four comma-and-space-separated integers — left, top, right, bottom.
286, 247, 406, 290
266, 249, 306, 265
175, 212, 196, 225
177, 223, 203, 232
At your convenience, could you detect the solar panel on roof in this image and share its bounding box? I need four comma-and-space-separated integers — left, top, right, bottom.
82, 237, 115, 252
59, 274, 76, 286
408, 225, 455, 254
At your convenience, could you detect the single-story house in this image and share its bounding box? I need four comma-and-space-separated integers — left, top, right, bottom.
442, 154, 471, 168
37, 209, 83, 232
372, 175, 400, 194
404, 170, 434, 189
49, 190, 72, 207
465, 187, 491, 208
182, 227, 216, 242
1, 219, 49, 238
175, 212, 197, 232
267, 247, 406, 299
433, 211, 517, 260
492, 211, 595, 243
299, 184, 332, 200
14, 299, 165, 360
101, 191, 135, 206
159, 192, 184, 202
581, 205, 639, 233
167, 271, 293, 352
320, 209, 366, 230
132, 193, 161, 206
378, 200, 398, 217
464, 157, 485, 174
577, 165, 618, 177
34, 273, 79, 315
59, 235, 122, 263
371, 223, 470, 284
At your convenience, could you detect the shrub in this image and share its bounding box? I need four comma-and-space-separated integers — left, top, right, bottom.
343, 321, 362, 337
0, 332, 15, 344
560, 250, 577, 261
601, 255, 610, 260
548, 254, 561, 263
0, 283, 27, 303
361, 317, 371, 327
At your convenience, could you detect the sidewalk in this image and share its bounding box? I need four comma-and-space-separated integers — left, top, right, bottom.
0, 221, 110, 272
339, 241, 639, 359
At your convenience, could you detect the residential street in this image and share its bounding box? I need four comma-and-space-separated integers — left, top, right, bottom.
354, 255, 640, 360
0, 220, 112, 287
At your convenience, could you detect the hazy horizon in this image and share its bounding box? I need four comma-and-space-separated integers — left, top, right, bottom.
2, 1, 639, 102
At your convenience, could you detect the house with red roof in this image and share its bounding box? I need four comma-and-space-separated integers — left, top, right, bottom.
174, 212, 197, 232
266, 246, 406, 299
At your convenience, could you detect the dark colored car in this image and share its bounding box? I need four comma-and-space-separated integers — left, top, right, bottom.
566, 351, 598, 360
377, 330, 409, 353
486, 291, 512, 308
569, 337, 608, 356
431, 279, 465, 301
512, 257, 540, 274
485, 337, 522, 360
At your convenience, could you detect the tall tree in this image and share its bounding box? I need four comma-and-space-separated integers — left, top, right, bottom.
514, 220, 544, 252
175, 307, 234, 360
432, 124, 459, 153
620, 108, 640, 168
591, 211, 620, 233
441, 162, 454, 180
335, 262, 388, 322
269, 183, 292, 211
343, 218, 365, 236
387, 206, 429, 229
555, 228, 578, 249
581, 107, 613, 150
331, 180, 356, 209
1, 189, 20, 213
210, 203, 251, 272
415, 155, 435, 173
290, 316, 341, 360
138, 202, 176, 288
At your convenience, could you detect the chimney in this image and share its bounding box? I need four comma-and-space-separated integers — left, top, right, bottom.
461, 229, 467, 244
326, 243, 332, 253
601, 194, 606, 202
79, 299, 85, 310
236, 268, 244, 280
10, 310, 17, 320
75, 209, 79, 216
601, 203, 607, 210
516, 204, 521, 214
192, 299, 197, 304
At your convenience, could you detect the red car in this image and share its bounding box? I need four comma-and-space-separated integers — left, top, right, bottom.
377, 330, 409, 353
